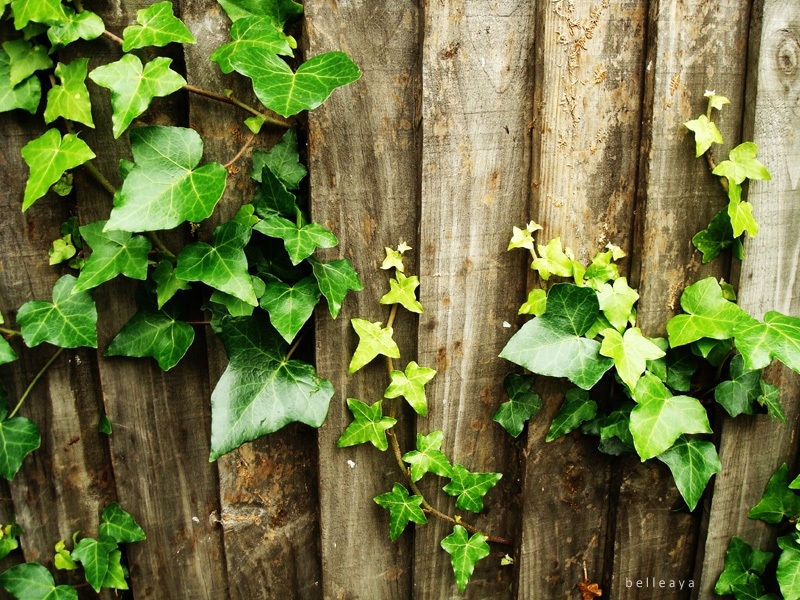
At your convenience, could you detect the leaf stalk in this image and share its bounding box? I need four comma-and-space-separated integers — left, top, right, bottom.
8, 347, 65, 419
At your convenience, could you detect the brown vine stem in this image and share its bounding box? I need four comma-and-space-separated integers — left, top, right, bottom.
382, 301, 512, 546
224, 132, 258, 170
705, 152, 729, 193
286, 332, 306, 361
181, 85, 291, 129
0, 327, 19, 338
8, 347, 65, 419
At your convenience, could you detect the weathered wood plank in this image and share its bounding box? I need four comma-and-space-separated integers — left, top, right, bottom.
517, 1, 646, 597
415, 1, 534, 597
305, 2, 422, 598
616, 0, 753, 597
694, 1, 800, 596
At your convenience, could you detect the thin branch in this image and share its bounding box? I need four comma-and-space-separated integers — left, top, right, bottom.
8, 347, 65, 419
286, 332, 306, 361
0, 327, 20, 338
183, 85, 291, 129
102, 29, 124, 46
224, 132, 258, 170
81, 161, 117, 196
705, 152, 729, 193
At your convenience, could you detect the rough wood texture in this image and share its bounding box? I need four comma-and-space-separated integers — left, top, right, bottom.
414, 1, 533, 597
614, 1, 753, 598
517, 1, 645, 597
306, 2, 422, 598
694, 1, 800, 596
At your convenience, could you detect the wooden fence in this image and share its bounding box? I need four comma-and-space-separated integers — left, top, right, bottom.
0, 0, 798, 598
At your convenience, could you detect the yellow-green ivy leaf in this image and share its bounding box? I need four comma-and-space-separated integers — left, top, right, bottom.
337, 398, 396, 451
600, 327, 665, 392
684, 114, 723, 157
713, 142, 772, 185
2, 38, 52, 87
726, 180, 759, 238
384, 361, 436, 416
122, 1, 196, 51
379, 272, 423, 314
348, 318, 400, 374
44, 58, 94, 127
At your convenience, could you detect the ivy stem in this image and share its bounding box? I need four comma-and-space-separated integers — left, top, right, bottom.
286, 332, 305, 361
102, 29, 125, 46
0, 327, 20, 338
705, 152, 729, 193
224, 132, 258, 170
8, 347, 65, 419
182, 85, 291, 129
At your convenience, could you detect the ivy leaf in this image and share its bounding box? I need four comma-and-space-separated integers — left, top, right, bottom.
89, 55, 186, 138
530, 237, 574, 280
684, 114, 723, 157
647, 343, 697, 392
440, 525, 491, 593
726, 180, 759, 238
232, 48, 361, 117
657, 436, 721, 511
44, 59, 94, 127
0, 337, 17, 366
20, 129, 95, 211
401, 430, 453, 482
252, 163, 298, 218
122, 1, 196, 51
736, 311, 800, 376
666, 277, 749, 348
600, 327, 665, 391
384, 361, 436, 416
309, 257, 363, 319
381, 247, 406, 273
546, 387, 597, 442
380, 272, 423, 314
593, 405, 635, 455
46, 8, 105, 49
692, 208, 738, 264
629, 373, 711, 460
2, 39, 52, 87
748, 464, 800, 524
210, 16, 294, 74
348, 318, 400, 374
106, 302, 194, 371
178, 221, 258, 307
0, 562, 77, 600
705, 90, 730, 112
53, 539, 76, 571
518, 288, 547, 316
250, 127, 306, 189
715, 354, 764, 418
254, 216, 338, 265
259, 276, 320, 343
714, 537, 773, 598
17, 275, 97, 349
73, 221, 151, 292
0, 414, 40, 481
209, 313, 334, 460
72, 538, 116, 593
209, 277, 264, 317
0, 49, 40, 115
760, 380, 785, 424
218, 0, 303, 23
777, 536, 800, 600
99, 503, 146, 544
101, 549, 128, 590
373, 483, 427, 541
337, 398, 396, 451
443, 464, 502, 513
500, 283, 614, 390
151, 260, 191, 309
10, 0, 68, 29
108, 126, 227, 232
493, 373, 541, 438
596, 277, 639, 332
713, 142, 772, 185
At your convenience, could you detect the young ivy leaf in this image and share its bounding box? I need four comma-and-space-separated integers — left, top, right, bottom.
177, 221, 258, 306
44, 59, 94, 127
250, 127, 306, 189
684, 114, 723, 157
596, 277, 639, 332
712, 141, 772, 185
73, 220, 151, 292
254, 216, 338, 265
308, 256, 363, 319
629, 373, 711, 460
99, 503, 146, 544
337, 398, 396, 451
20, 129, 95, 211
500, 283, 614, 390
89, 55, 187, 139
0, 562, 77, 600
380, 272, 423, 314
71, 537, 117, 593
17, 275, 98, 349
348, 318, 400, 374
209, 313, 334, 460
726, 180, 759, 238
384, 361, 436, 416
704, 90, 730, 112
666, 277, 749, 348
122, 1, 197, 51
402, 430, 453, 482
210, 16, 295, 74
381, 247, 406, 273
0, 48, 40, 115
373, 483, 427, 541
748, 463, 800, 524
531, 237, 573, 280
259, 276, 321, 344
518, 288, 547, 316
546, 388, 597, 442
46, 8, 105, 49
53, 539, 76, 571
443, 464, 502, 513
231, 48, 361, 117
493, 373, 541, 438
714, 536, 773, 598
657, 436, 721, 511
600, 327, 665, 392
440, 525, 491, 593
106, 125, 227, 231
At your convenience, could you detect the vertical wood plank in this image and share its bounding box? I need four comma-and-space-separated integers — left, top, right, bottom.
305, 2, 422, 598
616, 0, 752, 597
415, 1, 534, 597
517, 1, 646, 597
694, 1, 800, 595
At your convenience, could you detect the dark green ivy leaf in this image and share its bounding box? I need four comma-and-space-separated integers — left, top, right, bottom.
714, 536, 773, 599
252, 163, 298, 218
337, 398, 396, 451
308, 256, 363, 319
442, 464, 501, 513
373, 483, 427, 541
151, 260, 191, 309
71, 537, 117, 593
657, 436, 721, 511
99, 503, 146, 544
493, 373, 541, 438
73, 221, 151, 292
546, 388, 597, 442
748, 463, 800, 524
254, 216, 338, 265
217, 0, 303, 24
250, 127, 306, 189
440, 525, 490, 593
259, 275, 320, 343
100, 549, 128, 591
0, 562, 77, 600
715, 354, 764, 418
692, 208, 738, 264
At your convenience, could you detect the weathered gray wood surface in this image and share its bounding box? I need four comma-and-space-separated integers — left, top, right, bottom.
0, 1, 797, 599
